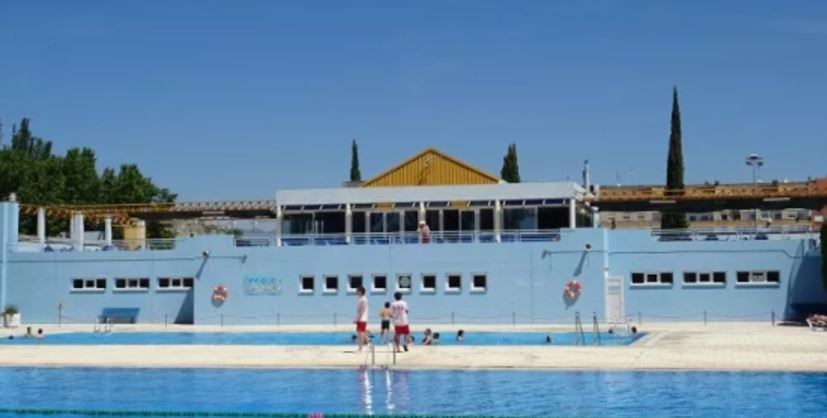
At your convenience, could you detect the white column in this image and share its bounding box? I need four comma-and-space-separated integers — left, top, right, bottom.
69, 212, 76, 242
418, 202, 426, 223
494, 199, 502, 242
104, 217, 113, 245
592, 207, 600, 228
345, 203, 352, 244
37, 207, 46, 248
569, 199, 577, 229
275, 205, 283, 247
74, 212, 85, 250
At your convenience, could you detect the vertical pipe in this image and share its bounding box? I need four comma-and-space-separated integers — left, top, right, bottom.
345, 203, 353, 244
37, 207, 46, 248
569, 199, 577, 229
494, 199, 502, 242
104, 217, 113, 246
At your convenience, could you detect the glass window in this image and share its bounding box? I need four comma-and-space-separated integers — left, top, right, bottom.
698, 273, 711, 283
503, 208, 537, 230
324, 276, 338, 292
447, 274, 462, 292
713, 272, 726, 283
386, 212, 401, 234
96, 279, 106, 289
372, 275, 387, 293
396, 274, 412, 293
736, 272, 750, 283
283, 214, 313, 235
460, 211, 475, 232
472, 274, 487, 291
403, 211, 419, 232
632, 272, 672, 286
767, 271, 780, 283
370, 213, 384, 233
443, 210, 459, 231
425, 210, 440, 231
661, 273, 673, 284
683, 272, 697, 283
159, 278, 170, 288
73, 279, 83, 289
300, 276, 314, 293
352, 212, 367, 233
114, 278, 149, 290
631, 273, 644, 284
479, 208, 494, 231
183, 278, 194, 287
348, 275, 363, 292
115, 279, 126, 288
421, 274, 436, 292
315, 212, 345, 234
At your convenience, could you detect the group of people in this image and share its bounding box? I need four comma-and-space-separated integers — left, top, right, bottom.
808, 314, 827, 327
7, 326, 44, 340
354, 286, 465, 352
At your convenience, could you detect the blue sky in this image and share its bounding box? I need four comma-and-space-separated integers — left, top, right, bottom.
1, 1, 825, 200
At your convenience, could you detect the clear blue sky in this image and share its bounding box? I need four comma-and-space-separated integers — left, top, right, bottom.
1, 1, 825, 200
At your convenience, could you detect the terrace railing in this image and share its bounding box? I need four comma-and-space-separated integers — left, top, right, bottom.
651, 226, 818, 242
236, 229, 564, 247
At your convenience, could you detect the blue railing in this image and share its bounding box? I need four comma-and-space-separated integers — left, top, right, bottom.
236, 230, 564, 247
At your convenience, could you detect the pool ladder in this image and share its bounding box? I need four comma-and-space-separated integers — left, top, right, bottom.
573, 311, 602, 346
363, 341, 395, 369
93, 317, 114, 334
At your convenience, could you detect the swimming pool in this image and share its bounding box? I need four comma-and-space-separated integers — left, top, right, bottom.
0, 368, 824, 417
0, 331, 640, 346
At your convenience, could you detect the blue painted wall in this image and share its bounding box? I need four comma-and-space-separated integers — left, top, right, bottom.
2, 202, 824, 325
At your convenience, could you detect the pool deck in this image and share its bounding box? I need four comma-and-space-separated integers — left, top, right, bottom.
1, 322, 826, 372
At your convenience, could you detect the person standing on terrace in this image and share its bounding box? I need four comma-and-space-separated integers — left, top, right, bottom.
354, 286, 369, 351
418, 221, 431, 243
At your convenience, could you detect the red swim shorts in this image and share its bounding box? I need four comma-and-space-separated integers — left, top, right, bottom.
394, 325, 410, 335
356, 321, 367, 332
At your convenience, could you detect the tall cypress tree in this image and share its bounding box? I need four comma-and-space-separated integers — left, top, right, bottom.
661, 87, 689, 229
350, 139, 361, 182
501, 143, 521, 183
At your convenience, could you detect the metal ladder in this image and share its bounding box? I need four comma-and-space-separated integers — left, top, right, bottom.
93, 317, 113, 334
574, 311, 586, 346
592, 312, 602, 346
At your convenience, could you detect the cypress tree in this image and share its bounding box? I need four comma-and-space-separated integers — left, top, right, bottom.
821, 223, 827, 291
350, 139, 361, 182
661, 87, 689, 229
501, 143, 521, 183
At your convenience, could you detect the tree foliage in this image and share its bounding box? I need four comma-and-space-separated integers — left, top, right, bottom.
661, 87, 689, 229
500, 143, 521, 183
0, 117, 176, 237
350, 139, 361, 182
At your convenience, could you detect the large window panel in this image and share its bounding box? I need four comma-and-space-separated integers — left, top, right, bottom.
479, 208, 494, 231
386, 212, 401, 233
403, 211, 419, 232
370, 213, 385, 233
460, 211, 475, 232
443, 210, 459, 231
352, 212, 367, 233
315, 212, 345, 234
425, 210, 441, 231
283, 214, 313, 235
503, 208, 537, 230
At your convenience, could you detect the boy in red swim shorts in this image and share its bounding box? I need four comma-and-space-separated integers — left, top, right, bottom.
354, 286, 368, 351
390, 291, 410, 352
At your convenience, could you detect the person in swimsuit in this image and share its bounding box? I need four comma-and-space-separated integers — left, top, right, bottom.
354, 286, 368, 351
379, 302, 393, 341
390, 292, 410, 352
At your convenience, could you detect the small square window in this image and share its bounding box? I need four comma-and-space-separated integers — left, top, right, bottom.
183, 278, 194, 288
96, 279, 106, 289
683, 272, 697, 283
698, 273, 711, 283
767, 271, 780, 283
713, 272, 726, 283
736, 272, 749, 283
348, 275, 363, 293
472, 274, 487, 292
631, 273, 644, 284
115, 279, 126, 289
446, 274, 462, 292
661, 273, 673, 284
139, 278, 150, 289
750, 272, 767, 283
396, 274, 412, 293
646, 273, 658, 283
421, 274, 436, 292
300, 276, 315, 293
73, 279, 83, 289
128, 279, 138, 288
324, 275, 338, 293
372, 275, 387, 293
159, 278, 170, 288
85, 279, 95, 288
171, 278, 182, 287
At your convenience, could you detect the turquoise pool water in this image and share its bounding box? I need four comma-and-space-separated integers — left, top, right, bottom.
0, 331, 640, 346
0, 368, 825, 417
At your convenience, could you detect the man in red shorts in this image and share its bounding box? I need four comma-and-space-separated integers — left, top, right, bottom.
390, 291, 410, 352
354, 286, 368, 351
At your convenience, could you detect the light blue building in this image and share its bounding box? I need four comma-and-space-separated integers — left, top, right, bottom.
1, 178, 824, 326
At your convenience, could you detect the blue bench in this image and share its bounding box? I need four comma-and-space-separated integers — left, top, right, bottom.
99, 308, 140, 324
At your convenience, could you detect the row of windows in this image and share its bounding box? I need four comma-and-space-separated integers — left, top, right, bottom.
630, 271, 781, 286
71, 277, 194, 291
298, 273, 488, 295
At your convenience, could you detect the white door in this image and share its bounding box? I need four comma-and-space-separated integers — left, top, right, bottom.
604, 276, 625, 324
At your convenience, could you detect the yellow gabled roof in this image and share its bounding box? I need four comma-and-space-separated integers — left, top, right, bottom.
361, 148, 500, 187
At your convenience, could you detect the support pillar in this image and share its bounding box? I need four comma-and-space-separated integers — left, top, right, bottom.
345, 203, 352, 244
72, 211, 85, 251
37, 207, 46, 248
592, 208, 600, 229
104, 217, 113, 246
275, 205, 283, 247
494, 199, 502, 242
418, 202, 426, 224
569, 199, 577, 229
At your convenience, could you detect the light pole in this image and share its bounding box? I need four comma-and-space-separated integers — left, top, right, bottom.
745, 154, 764, 228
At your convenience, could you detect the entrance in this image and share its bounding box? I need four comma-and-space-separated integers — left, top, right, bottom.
604, 276, 625, 324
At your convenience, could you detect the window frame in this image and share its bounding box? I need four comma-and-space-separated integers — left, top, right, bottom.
470, 273, 487, 293
113, 277, 150, 292
323, 275, 339, 294
371, 274, 388, 294
420, 273, 437, 294
71, 277, 107, 292
445, 273, 462, 293
299, 275, 315, 294
682, 271, 726, 287
396, 273, 413, 294
630, 271, 673, 288
735, 270, 782, 287
346, 274, 363, 294
157, 276, 195, 292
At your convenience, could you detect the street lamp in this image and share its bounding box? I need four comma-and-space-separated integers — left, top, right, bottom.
745, 154, 764, 228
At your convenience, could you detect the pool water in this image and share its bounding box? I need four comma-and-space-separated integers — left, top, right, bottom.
0, 331, 640, 346
0, 368, 825, 417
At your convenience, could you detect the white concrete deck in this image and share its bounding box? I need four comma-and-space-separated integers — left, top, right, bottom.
1, 322, 825, 372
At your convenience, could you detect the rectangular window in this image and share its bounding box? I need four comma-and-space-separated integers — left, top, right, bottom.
421, 274, 437, 293
479, 208, 494, 231
446, 274, 462, 292
735, 271, 781, 286
631, 272, 673, 286
114, 277, 149, 291
372, 274, 387, 293
158, 277, 194, 290
352, 212, 367, 233
683, 272, 726, 286
324, 275, 338, 293
471, 274, 487, 292
396, 274, 412, 293
503, 208, 537, 230
72, 278, 106, 291
299, 275, 315, 294
403, 211, 419, 232
347, 275, 363, 293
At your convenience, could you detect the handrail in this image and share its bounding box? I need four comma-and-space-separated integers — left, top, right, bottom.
592, 312, 601, 346
263, 229, 565, 247
574, 312, 586, 346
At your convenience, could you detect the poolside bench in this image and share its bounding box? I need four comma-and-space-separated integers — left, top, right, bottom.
98, 308, 140, 325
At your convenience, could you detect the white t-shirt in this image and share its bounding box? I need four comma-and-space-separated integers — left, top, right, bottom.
357, 296, 368, 323
390, 300, 409, 326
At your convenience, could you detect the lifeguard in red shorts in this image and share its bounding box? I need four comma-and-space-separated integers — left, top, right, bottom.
391, 291, 411, 352
354, 286, 368, 351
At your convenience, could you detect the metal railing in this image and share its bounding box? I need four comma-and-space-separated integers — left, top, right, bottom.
237, 229, 565, 247
651, 226, 817, 242
16, 238, 176, 252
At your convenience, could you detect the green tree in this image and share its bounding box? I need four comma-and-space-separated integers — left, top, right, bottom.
500, 143, 521, 183
661, 87, 689, 229
350, 139, 361, 182
821, 223, 827, 291
11, 118, 52, 160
